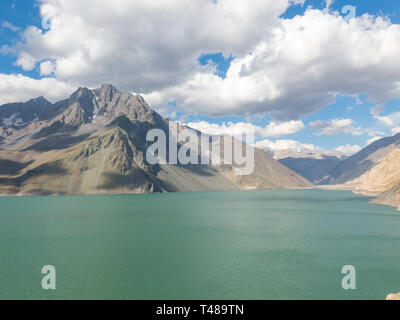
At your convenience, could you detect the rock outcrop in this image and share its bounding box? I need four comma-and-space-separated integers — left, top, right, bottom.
386, 292, 400, 300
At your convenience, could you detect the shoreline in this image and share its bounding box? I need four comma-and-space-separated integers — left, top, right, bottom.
0, 185, 399, 212
319, 184, 400, 212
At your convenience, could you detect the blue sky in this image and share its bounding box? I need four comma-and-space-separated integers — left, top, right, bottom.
0, 0, 41, 76
284, 0, 400, 22
1, 0, 400, 155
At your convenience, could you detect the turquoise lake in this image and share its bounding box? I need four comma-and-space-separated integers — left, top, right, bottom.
0, 189, 399, 300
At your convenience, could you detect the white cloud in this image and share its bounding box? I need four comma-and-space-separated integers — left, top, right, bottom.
375, 111, 400, 128
7, 0, 296, 93
0, 74, 74, 105
15, 52, 36, 71
334, 144, 362, 154
367, 136, 382, 145
371, 105, 393, 126
146, 10, 400, 119
186, 119, 305, 138
39, 60, 56, 76
3, 3, 400, 120
310, 118, 363, 136
374, 115, 394, 127
392, 127, 400, 135
1, 20, 20, 32
370, 105, 400, 129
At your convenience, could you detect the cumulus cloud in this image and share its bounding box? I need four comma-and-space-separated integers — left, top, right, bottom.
15, 52, 37, 71
0, 74, 74, 104
147, 10, 400, 119
186, 119, 305, 138
39, 60, 56, 76
6, 0, 296, 93
310, 118, 363, 136
2, 2, 400, 120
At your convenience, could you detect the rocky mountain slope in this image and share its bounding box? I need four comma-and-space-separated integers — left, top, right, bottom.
319, 133, 400, 185
348, 148, 400, 210
0, 84, 312, 195
297, 133, 400, 211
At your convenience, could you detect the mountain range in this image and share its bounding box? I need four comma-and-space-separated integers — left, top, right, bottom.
0, 84, 311, 195
277, 133, 400, 210
1, 84, 399, 210
279, 155, 343, 184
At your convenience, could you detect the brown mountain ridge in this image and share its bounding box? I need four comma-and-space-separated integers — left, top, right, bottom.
0, 84, 312, 195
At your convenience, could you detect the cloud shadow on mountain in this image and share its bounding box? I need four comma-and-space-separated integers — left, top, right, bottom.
178, 163, 217, 177
97, 169, 151, 190
23, 133, 92, 152
0, 161, 68, 190
0, 159, 34, 175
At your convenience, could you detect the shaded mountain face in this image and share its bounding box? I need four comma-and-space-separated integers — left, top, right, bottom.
0, 96, 54, 134
318, 133, 400, 185
279, 156, 342, 184
0, 84, 311, 195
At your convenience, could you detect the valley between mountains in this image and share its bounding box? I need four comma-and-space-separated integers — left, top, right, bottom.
278, 132, 400, 211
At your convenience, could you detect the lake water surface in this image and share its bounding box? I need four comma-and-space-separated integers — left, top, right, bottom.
0, 189, 399, 300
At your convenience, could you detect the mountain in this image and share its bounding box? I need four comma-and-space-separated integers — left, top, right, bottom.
319, 133, 400, 185
349, 148, 400, 210
0, 84, 312, 195
255, 139, 350, 160
305, 133, 400, 210
279, 156, 343, 183
254, 139, 348, 183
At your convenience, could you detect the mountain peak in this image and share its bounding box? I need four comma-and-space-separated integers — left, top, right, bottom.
100, 83, 117, 91
70, 86, 93, 99
27, 96, 51, 105
96, 83, 119, 98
